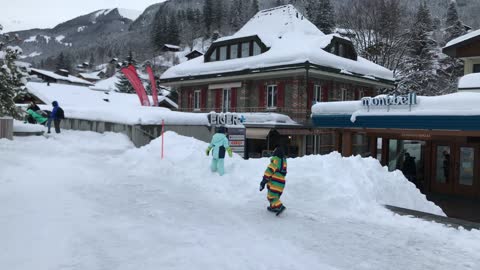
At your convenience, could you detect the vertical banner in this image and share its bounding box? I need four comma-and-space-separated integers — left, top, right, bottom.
120, 65, 151, 106
146, 65, 159, 107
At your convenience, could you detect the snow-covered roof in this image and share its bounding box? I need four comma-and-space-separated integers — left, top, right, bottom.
26, 82, 184, 125
312, 92, 480, 120
445, 28, 480, 48
79, 71, 102, 81
458, 73, 480, 90
163, 44, 181, 50
30, 68, 93, 86
161, 5, 394, 83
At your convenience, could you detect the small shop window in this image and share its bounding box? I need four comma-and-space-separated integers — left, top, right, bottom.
253, 42, 262, 56
473, 64, 480, 73
241, 42, 250, 58
267, 85, 277, 108
194, 90, 201, 110
230, 44, 238, 59
210, 48, 217, 61
314, 85, 322, 102
219, 46, 227, 61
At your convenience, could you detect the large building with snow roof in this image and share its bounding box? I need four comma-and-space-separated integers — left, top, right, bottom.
161, 5, 395, 157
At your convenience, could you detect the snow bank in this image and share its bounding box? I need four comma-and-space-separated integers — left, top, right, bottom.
125, 131, 443, 218
459, 73, 480, 89
13, 120, 45, 133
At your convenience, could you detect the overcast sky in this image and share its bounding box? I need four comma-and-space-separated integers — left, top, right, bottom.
1, 0, 165, 32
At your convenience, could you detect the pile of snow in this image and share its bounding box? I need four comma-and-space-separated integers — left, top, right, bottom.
13, 120, 45, 133
77, 26, 86, 32
2, 130, 479, 269
24, 35, 37, 43
458, 73, 480, 90
312, 92, 480, 121
162, 5, 394, 82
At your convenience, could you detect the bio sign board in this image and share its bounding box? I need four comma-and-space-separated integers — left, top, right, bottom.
208, 112, 246, 158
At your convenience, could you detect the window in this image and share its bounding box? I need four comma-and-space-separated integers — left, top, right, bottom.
219, 46, 227, 61
194, 90, 201, 110
241, 42, 250, 58
210, 48, 217, 61
358, 90, 365, 99
267, 85, 277, 108
341, 88, 355, 101
339, 43, 346, 57
314, 85, 322, 103
253, 42, 261, 56
473, 64, 480, 73
230, 44, 238, 59
222, 88, 231, 112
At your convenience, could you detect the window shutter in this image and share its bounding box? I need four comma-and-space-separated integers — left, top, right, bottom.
258, 83, 265, 109
322, 83, 329, 102
277, 82, 285, 108
215, 89, 221, 111
307, 82, 314, 108
231, 88, 237, 112
201, 88, 207, 110
354, 88, 359, 100
187, 89, 192, 110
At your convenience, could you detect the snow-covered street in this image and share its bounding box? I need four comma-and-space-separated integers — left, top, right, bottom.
1, 131, 479, 270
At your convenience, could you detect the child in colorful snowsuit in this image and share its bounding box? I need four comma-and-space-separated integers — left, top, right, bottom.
206, 127, 233, 176
259, 146, 287, 213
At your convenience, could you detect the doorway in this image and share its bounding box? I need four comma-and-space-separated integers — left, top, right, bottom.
432, 143, 478, 196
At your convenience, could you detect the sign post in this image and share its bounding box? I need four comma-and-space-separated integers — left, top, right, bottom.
208, 112, 246, 158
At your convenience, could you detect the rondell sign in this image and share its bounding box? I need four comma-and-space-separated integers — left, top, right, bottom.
362, 93, 417, 111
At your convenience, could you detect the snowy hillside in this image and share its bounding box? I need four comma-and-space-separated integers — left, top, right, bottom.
1, 131, 479, 270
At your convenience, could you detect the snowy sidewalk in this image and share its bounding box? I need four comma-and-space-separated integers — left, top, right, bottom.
1, 131, 479, 270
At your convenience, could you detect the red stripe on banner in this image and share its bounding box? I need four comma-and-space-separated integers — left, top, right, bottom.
127, 65, 151, 106
146, 65, 159, 107
121, 67, 144, 106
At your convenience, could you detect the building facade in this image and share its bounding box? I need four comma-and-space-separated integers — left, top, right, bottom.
161, 5, 395, 158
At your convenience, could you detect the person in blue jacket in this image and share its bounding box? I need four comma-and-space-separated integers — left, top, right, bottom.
206, 126, 233, 176
47, 101, 64, 134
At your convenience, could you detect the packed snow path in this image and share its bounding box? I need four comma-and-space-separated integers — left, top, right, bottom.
1, 131, 479, 270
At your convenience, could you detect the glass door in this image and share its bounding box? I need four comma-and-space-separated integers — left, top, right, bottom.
454, 146, 477, 196
431, 144, 453, 194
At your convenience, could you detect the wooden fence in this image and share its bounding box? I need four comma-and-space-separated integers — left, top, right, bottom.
0, 117, 13, 140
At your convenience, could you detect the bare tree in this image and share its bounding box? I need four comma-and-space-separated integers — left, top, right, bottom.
337, 0, 411, 75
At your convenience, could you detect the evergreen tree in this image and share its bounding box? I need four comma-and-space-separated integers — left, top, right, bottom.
203, 0, 214, 34
251, 0, 259, 15
230, 0, 244, 31
398, 3, 439, 95
444, 1, 466, 44
115, 51, 136, 93
0, 48, 23, 118
89, 53, 95, 67
167, 15, 181, 45
317, 0, 335, 34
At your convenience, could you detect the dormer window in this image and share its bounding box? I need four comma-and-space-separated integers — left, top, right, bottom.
205, 35, 268, 62
325, 37, 358, 61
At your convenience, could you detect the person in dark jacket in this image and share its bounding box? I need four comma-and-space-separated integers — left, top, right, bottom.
47, 101, 63, 134
259, 145, 287, 213
402, 152, 417, 184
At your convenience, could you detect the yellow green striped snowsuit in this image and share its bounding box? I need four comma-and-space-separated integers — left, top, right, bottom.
264, 156, 287, 209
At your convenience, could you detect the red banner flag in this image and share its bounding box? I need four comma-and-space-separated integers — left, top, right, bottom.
120, 65, 151, 106
146, 65, 159, 107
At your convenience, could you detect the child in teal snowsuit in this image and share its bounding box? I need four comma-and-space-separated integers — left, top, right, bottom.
206, 127, 233, 176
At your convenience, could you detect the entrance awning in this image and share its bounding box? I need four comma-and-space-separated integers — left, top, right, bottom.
246, 128, 271, 140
